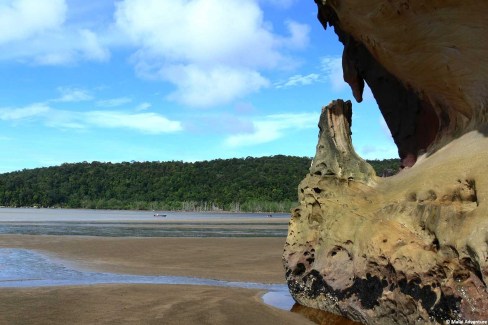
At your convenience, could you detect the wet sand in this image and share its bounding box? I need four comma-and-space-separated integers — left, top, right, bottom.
0, 284, 312, 325
0, 235, 286, 283
0, 235, 320, 324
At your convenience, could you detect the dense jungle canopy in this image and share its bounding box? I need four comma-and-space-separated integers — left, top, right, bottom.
0, 156, 399, 212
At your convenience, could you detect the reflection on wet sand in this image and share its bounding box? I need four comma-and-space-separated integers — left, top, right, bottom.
0, 247, 359, 324
0, 210, 360, 324
291, 303, 361, 325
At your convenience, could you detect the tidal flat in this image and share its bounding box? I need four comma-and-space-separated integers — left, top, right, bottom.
0, 208, 354, 324
0, 208, 288, 237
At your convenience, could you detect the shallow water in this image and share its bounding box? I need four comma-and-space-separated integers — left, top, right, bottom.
0, 223, 287, 237
0, 248, 294, 310
0, 208, 288, 237
0, 209, 354, 323
0, 208, 289, 222
0, 210, 293, 305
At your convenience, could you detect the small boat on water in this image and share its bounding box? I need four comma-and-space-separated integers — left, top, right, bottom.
154, 213, 167, 217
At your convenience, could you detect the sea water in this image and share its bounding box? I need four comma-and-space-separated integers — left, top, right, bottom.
0, 208, 289, 222
0, 208, 289, 237
0, 248, 294, 310
0, 208, 294, 309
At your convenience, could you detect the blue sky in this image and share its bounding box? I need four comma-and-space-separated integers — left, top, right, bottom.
0, 0, 397, 173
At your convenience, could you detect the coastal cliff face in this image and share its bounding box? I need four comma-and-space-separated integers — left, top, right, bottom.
283, 1, 488, 324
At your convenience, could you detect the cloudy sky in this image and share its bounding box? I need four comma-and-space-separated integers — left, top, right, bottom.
0, 0, 397, 173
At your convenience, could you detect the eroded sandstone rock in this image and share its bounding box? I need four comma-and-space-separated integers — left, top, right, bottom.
284, 100, 488, 324
283, 0, 488, 324
315, 0, 488, 168
283, 2, 488, 323
310, 99, 375, 185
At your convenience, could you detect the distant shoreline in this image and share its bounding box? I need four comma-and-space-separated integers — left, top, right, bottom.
0, 156, 399, 214
0, 205, 292, 214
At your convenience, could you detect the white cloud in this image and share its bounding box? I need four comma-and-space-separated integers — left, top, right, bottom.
0, 1, 110, 65
78, 29, 110, 61
0, 0, 67, 44
283, 20, 309, 49
97, 97, 132, 107
355, 117, 398, 160
115, 0, 310, 107
274, 56, 344, 90
318, 57, 377, 105
162, 64, 269, 107
0, 30, 110, 66
44, 109, 85, 129
135, 102, 151, 111
26, 29, 109, 65
0, 0, 309, 106
225, 112, 317, 147
321, 56, 345, 92
115, 0, 279, 67
0, 103, 182, 134
276, 73, 321, 88
56, 87, 93, 102
34, 52, 76, 66
359, 145, 398, 160
84, 111, 182, 134
0, 104, 50, 120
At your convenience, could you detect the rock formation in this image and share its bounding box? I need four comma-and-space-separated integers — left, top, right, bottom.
283, 1, 488, 324
292, 302, 361, 325
317, 0, 488, 168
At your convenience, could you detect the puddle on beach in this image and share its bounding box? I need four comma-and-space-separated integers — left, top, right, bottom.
0, 248, 356, 324
0, 248, 291, 304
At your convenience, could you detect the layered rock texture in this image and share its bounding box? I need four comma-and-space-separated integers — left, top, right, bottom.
283, 1, 488, 324
317, 0, 488, 168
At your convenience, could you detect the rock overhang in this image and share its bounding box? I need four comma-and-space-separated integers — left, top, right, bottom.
314, 0, 488, 168
284, 1, 488, 324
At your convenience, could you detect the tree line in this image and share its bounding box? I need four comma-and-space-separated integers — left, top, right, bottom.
0, 156, 399, 212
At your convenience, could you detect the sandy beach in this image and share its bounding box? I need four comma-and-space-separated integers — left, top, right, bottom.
0, 234, 319, 324
0, 210, 359, 325
0, 235, 287, 283
0, 284, 311, 325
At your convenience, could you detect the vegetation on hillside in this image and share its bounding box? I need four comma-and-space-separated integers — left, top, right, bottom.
0, 156, 399, 212
367, 159, 401, 177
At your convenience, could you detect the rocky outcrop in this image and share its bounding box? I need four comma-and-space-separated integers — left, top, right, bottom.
283, 1, 488, 324
292, 302, 361, 325
284, 100, 488, 324
310, 99, 375, 185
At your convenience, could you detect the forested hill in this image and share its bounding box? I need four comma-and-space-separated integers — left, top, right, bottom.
0, 156, 399, 212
